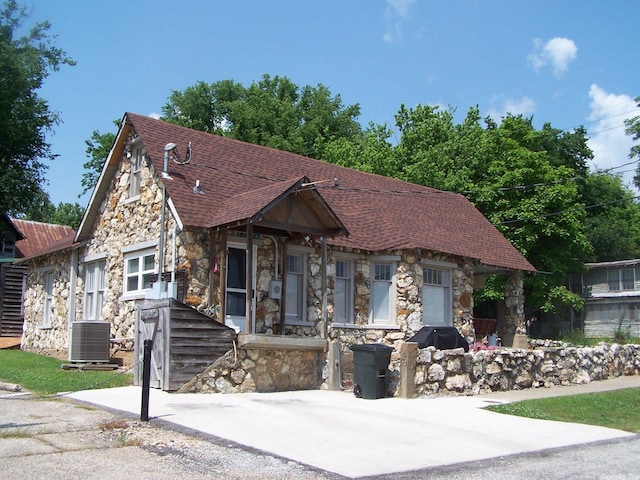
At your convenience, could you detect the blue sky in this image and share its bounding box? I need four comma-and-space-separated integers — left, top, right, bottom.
28, 0, 640, 206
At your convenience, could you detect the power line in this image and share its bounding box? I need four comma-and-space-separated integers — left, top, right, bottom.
499, 195, 640, 225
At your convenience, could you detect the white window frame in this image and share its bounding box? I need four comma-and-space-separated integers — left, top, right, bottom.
608, 268, 636, 292
421, 263, 453, 326
622, 268, 635, 291
123, 248, 155, 297
333, 256, 354, 324
41, 269, 54, 329
128, 144, 145, 199
285, 248, 309, 324
224, 241, 257, 333
369, 257, 398, 325
84, 260, 106, 321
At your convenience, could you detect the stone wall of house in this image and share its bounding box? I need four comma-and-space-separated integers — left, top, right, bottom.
22, 250, 72, 354
408, 342, 640, 397
178, 347, 325, 393
78, 134, 221, 345
328, 250, 475, 349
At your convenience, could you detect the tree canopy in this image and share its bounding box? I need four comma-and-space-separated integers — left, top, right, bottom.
625, 96, 640, 189
0, 0, 74, 216
162, 74, 362, 159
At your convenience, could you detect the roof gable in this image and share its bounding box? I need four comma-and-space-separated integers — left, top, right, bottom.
207, 176, 348, 237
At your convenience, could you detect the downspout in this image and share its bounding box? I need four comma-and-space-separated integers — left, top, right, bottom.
158, 182, 166, 282
171, 224, 177, 284
67, 248, 79, 362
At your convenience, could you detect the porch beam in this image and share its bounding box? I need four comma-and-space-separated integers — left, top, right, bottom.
253, 220, 341, 237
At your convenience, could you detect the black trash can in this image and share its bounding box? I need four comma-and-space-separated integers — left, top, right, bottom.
349, 343, 393, 399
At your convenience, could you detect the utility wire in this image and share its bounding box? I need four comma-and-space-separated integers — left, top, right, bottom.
499, 195, 640, 225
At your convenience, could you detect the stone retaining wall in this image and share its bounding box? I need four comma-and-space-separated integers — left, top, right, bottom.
398, 342, 640, 397
178, 347, 324, 393
178, 341, 640, 396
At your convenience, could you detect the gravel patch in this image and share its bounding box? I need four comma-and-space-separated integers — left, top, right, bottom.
0, 393, 342, 480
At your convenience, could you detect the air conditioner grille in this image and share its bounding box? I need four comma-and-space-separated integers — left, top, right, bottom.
70, 321, 110, 363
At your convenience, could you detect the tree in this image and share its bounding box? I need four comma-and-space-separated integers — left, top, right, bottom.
163, 74, 362, 159
320, 122, 398, 177
162, 79, 244, 134
580, 173, 640, 262
624, 97, 640, 189
368, 106, 593, 315
49, 202, 84, 230
0, 0, 74, 216
81, 120, 118, 196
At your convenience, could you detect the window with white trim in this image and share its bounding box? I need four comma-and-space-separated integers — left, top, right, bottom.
285, 252, 306, 322
422, 266, 452, 326
84, 260, 106, 321
608, 268, 636, 292
370, 262, 395, 324
129, 145, 144, 199
124, 249, 155, 294
334, 258, 354, 323
42, 270, 54, 328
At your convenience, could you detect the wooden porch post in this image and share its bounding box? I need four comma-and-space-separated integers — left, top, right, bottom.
218, 230, 227, 324
279, 241, 288, 335
246, 223, 254, 334
321, 236, 328, 339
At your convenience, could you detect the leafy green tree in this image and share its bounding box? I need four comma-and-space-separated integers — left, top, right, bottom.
162, 79, 244, 134
49, 202, 84, 230
0, 0, 74, 216
20, 187, 83, 230
81, 121, 118, 196
321, 123, 398, 177
624, 97, 640, 189
385, 107, 592, 314
581, 173, 640, 262
163, 74, 362, 160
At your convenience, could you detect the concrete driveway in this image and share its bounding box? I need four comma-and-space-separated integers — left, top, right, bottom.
69, 376, 640, 479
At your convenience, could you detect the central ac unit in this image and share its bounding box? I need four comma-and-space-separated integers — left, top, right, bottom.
70, 321, 111, 363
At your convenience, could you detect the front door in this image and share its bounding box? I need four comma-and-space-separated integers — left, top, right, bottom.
225, 244, 256, 333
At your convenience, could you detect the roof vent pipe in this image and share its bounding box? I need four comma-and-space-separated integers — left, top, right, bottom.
163, 143, 177, 179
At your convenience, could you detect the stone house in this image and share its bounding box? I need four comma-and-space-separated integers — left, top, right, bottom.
0, 215, 73, 338
20, 112, 535, 392
569, 259, 640, 338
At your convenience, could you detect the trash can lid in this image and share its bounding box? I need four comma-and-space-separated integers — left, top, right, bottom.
349, 343, 394, 352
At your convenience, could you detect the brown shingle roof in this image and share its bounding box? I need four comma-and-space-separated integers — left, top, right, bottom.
12, 219, 75, 258
125, 113, 535, 272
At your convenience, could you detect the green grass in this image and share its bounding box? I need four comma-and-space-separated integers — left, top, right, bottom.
486, 388, 640, 433
0, 349, 132, 395
558, 329, 640, 346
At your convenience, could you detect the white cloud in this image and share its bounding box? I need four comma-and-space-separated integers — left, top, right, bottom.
383, 0, 416, 44
586, 84, 640, 188
486, 96, 537, 122
528, 37, 578, 77
148, 112, 161, 120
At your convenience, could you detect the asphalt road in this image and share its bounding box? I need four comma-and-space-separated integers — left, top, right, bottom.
2, 390, 640, 479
